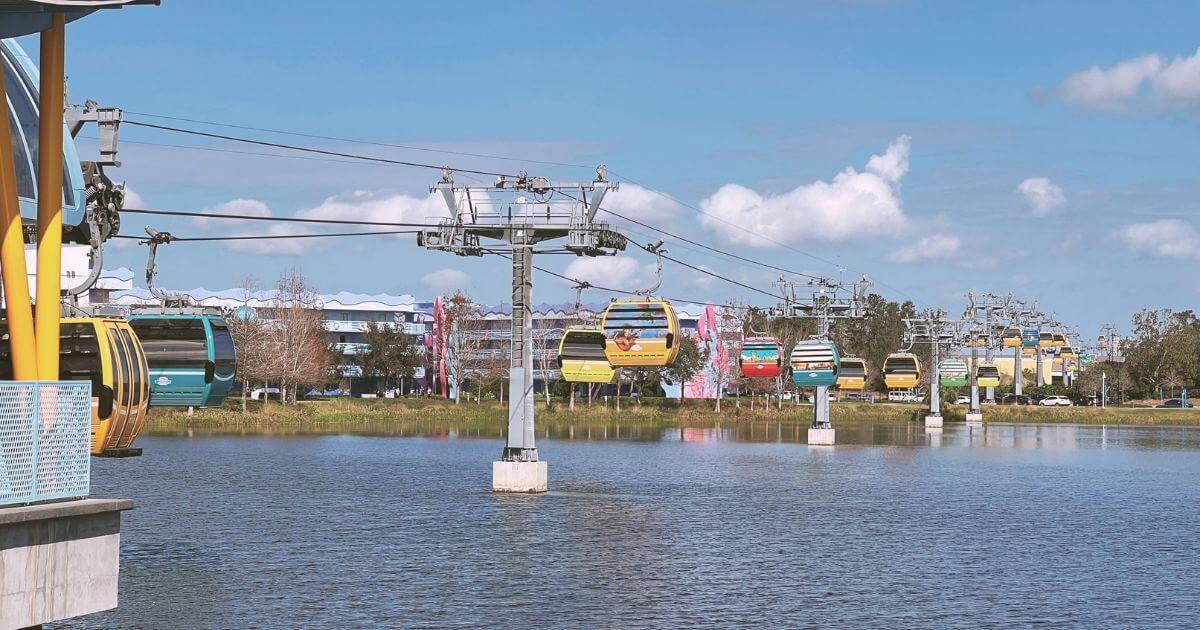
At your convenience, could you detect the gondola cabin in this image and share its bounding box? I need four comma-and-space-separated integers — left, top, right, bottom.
976, 364, 1001, 388
557, 327, 618, 384
836, 357, 867, 391
128, 312, 237, 408
1022, 327, 1040, 348
938, 359, 968, 388
1051, 333, 1066, 347
1038, 332, 1055, 347
789, 340, 839, 388
0, 318, 149, 456
1001, 327, 1022, 348
1, 39, 89, 237
1059, 346, 1079, 359
883, 353, 921, 390
600, 300, 680, 367
739, 337, 784, 379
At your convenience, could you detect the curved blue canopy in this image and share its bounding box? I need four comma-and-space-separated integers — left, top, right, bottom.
1, 37, 84, 228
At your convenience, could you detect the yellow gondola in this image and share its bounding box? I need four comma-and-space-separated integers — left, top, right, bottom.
1038, 332, 1055, 347
1051, 333, 1066, 348
600, 299, 680, 367
1059, 346, 1079, 359
1001, 326, 1022, 348
0, 318, 149, 456
556, 327, 618, 384
976, 363, 1001, 388
883, 352, 921, 390
836, 357, 867, 391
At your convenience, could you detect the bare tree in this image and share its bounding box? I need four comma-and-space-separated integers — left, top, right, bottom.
227, 276, 272, 412
710, 301, 744, 413
266, 270, 332, 405
440, 291, 484, 404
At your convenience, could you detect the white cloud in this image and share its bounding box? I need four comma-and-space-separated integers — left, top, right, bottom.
698, 136, 911, 246
1116, 219, 1200, 260
209, 190, 450, 256
887, 234, 961, 263
421, 268, 470, 292
603, 183, 680, 222
563, 255, 642, 291
225, 222, 313, 255
297, 190, 447, 229
123, 186, 147, 210
192, 198, 272, 227
1015, 177, 1066, 217
1058, 48, 1200, 111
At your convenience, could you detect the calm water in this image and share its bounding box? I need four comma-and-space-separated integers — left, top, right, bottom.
61, 422, 1200, 628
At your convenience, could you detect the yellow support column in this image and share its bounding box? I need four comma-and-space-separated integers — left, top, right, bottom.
0, 55, 37, 379
36, 13, 66, 380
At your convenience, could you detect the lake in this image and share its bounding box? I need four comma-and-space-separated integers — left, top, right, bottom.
62, 421, 1200, 628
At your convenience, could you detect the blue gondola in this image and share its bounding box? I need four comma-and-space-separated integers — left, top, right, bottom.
789, 340, 840, 388
1022, 327, 1040, 348
127, 310, 236, 408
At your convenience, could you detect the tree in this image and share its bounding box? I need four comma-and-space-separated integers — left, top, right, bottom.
360, 321, 421, 394
709, 301, 744, 412
227, 276, 271, 412
265, 269, 332, 405
831, 293, 916, 392
438, 291, 484, 404
664, 335, 706, 401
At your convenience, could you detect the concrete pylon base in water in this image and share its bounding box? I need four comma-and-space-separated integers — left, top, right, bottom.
492, 460, 548, 493
924, 415, 944, 428
965, 412, 983, 426
807, 427, 836, 445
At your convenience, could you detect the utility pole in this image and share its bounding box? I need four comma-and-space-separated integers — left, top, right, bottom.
419, 166, 626, 493
962, 292, 1009, 422
905, 309, 959, 429
772, 273, 870, 445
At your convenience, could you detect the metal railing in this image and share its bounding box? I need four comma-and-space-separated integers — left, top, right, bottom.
0, 382, 93, 508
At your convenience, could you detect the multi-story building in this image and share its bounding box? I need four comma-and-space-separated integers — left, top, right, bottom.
101, 268, 728, 398
106, 283, 431, 394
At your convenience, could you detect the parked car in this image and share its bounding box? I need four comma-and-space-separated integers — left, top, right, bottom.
1158, 398, 1195, 409
997, 394, 1032, 406
954, 395, 971, 405
888, 391, 924, 403
1039, 395, 1072, 407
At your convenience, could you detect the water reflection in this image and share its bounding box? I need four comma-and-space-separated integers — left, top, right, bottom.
149, 419, 1200, 451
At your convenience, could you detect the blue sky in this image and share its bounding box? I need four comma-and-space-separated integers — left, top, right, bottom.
34, 0, 1200, 338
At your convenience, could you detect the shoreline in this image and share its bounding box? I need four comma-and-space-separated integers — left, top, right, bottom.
141, 397, 1200, 435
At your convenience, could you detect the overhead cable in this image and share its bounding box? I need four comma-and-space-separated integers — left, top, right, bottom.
124, 120, 519, 178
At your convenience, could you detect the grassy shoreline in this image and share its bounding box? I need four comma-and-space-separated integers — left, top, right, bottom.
142, 397, 1200, 435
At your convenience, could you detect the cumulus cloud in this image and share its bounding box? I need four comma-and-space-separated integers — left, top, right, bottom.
563, 256, 643, 291
1015, 178, 1066, 217
298, 190, 448, 228
191, 198, 272, 227
1058, 48, 1200, 111
123, 186, 148, 210
698, 136, 911, 246
887, 234, 961, 263
421, 268, 470, 292
225, 222, 313, 255
603, 183, 680, 221
1116, 219, 1200, 260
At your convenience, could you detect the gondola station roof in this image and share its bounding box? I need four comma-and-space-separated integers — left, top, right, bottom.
0, 1, 157, 38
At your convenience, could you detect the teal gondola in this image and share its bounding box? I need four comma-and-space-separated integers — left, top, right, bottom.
789, 340, 840, 388
127, 312, 236, 408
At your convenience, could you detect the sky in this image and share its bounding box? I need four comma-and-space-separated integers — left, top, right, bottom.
27, 0, 1200, 338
